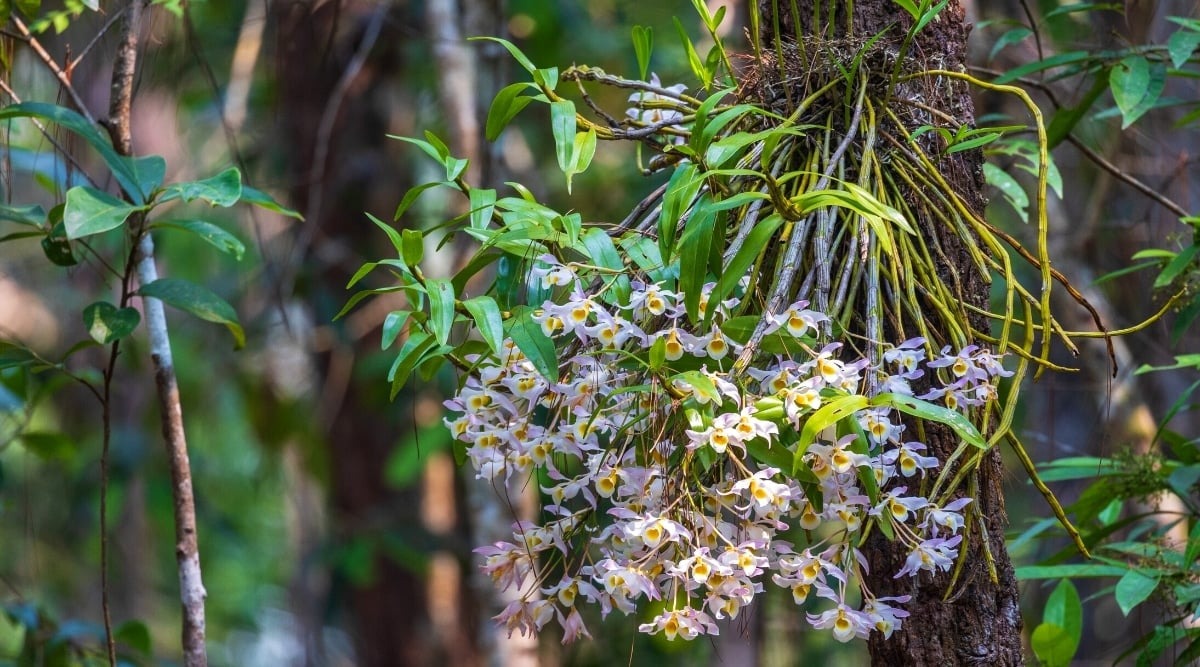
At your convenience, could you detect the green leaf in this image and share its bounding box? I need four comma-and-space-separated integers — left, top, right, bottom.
913, 0, 950, 34
793, 395, 870, 474
1046, 70, 1110, 149
14, 0, 38, 16
1168, 29, 1200, 69
870, 393, 988, 449
159, 167, 243, 207
82, 302, 141, 344
507, 309, 558, 382
984, 163, 1028, 222
367, 213, 408, 260
155, 220, 246, 260
114, 620, 152, 657
381, 310, 411, 350
393, 181, 445, 221
582, 227, 630, 305
63, 186, 140, 239
1041, 579, 1082, 665
1031, 623, 1073, 667
673, 16, 712, 89
1110, 56, 1165, 128
565, 128, 597, 193
994, 51, 1090, 84
462, 296, 505, 355
632, 25, 653, 80
990, 27, 1032, 61
890, 0, 920, 19
0, 203, 46, 227
1114, 569, 1158, 615
1134, 353, 1200, 374
426, 278, 456, 347
240, 185, 303, 219
139, 278, 245, 349
396, 231, 424, 273
470, 37, 538, 78
658, 163, 702, 259
678, 195, 718, 323
19, 432, 75, 462
388, 331, 436, 395
0, 102, 146, 204
708, 213, 783, 316
125, 155, 166, 197
1016, 563, 1130, 579
1152, 244, 1197, 289
41, 222, 76, 266
485, 83, 534, 141
550, 100, 577, 176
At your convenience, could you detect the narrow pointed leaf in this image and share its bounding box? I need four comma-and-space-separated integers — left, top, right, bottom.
139, 278, 245, 349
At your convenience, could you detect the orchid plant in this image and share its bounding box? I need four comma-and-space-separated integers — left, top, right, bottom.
346, 1, 1105, 647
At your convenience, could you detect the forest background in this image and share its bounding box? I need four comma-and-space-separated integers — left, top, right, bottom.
1, 0, 1199, 665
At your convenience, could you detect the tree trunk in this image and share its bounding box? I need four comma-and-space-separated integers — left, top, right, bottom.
762, 2, 1025, 665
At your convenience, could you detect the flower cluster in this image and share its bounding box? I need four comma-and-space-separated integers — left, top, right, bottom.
445, 253, 1012, 644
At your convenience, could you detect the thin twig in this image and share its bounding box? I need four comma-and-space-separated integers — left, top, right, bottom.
0, 75, 103, 188
69, 6, 129, 72
10, 16, 96, 123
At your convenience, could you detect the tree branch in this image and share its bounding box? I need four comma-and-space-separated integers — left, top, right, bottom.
106, 2, 209, 664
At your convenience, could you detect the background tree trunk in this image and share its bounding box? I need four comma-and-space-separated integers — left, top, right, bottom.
762, 2, 1025, 664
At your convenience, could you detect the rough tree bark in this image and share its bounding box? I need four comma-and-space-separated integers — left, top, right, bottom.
762, 2, 1025, 665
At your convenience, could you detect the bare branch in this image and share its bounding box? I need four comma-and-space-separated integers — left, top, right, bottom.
10, 16, 96, 124
106, 1, 209, 664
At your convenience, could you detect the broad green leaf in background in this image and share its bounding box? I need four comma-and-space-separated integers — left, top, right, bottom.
1115, 569, 1159, 615
1031, 624, 1073, 667
114, 620, 152, 658
1033, 579, 1082, 667
240, 185, 303, 219
155, 220, 246, 260
63, 186, 140, 239
0, 102, 146, 204
158, 167, 243, 207
1168, 28, 1200, 69
82, 302, 141, 345
984, 163, 1029, 222
990, 27, 1032, 61
1110, 55, 1165, 128
139, 278, 245, 349
125, 155, 166, 198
